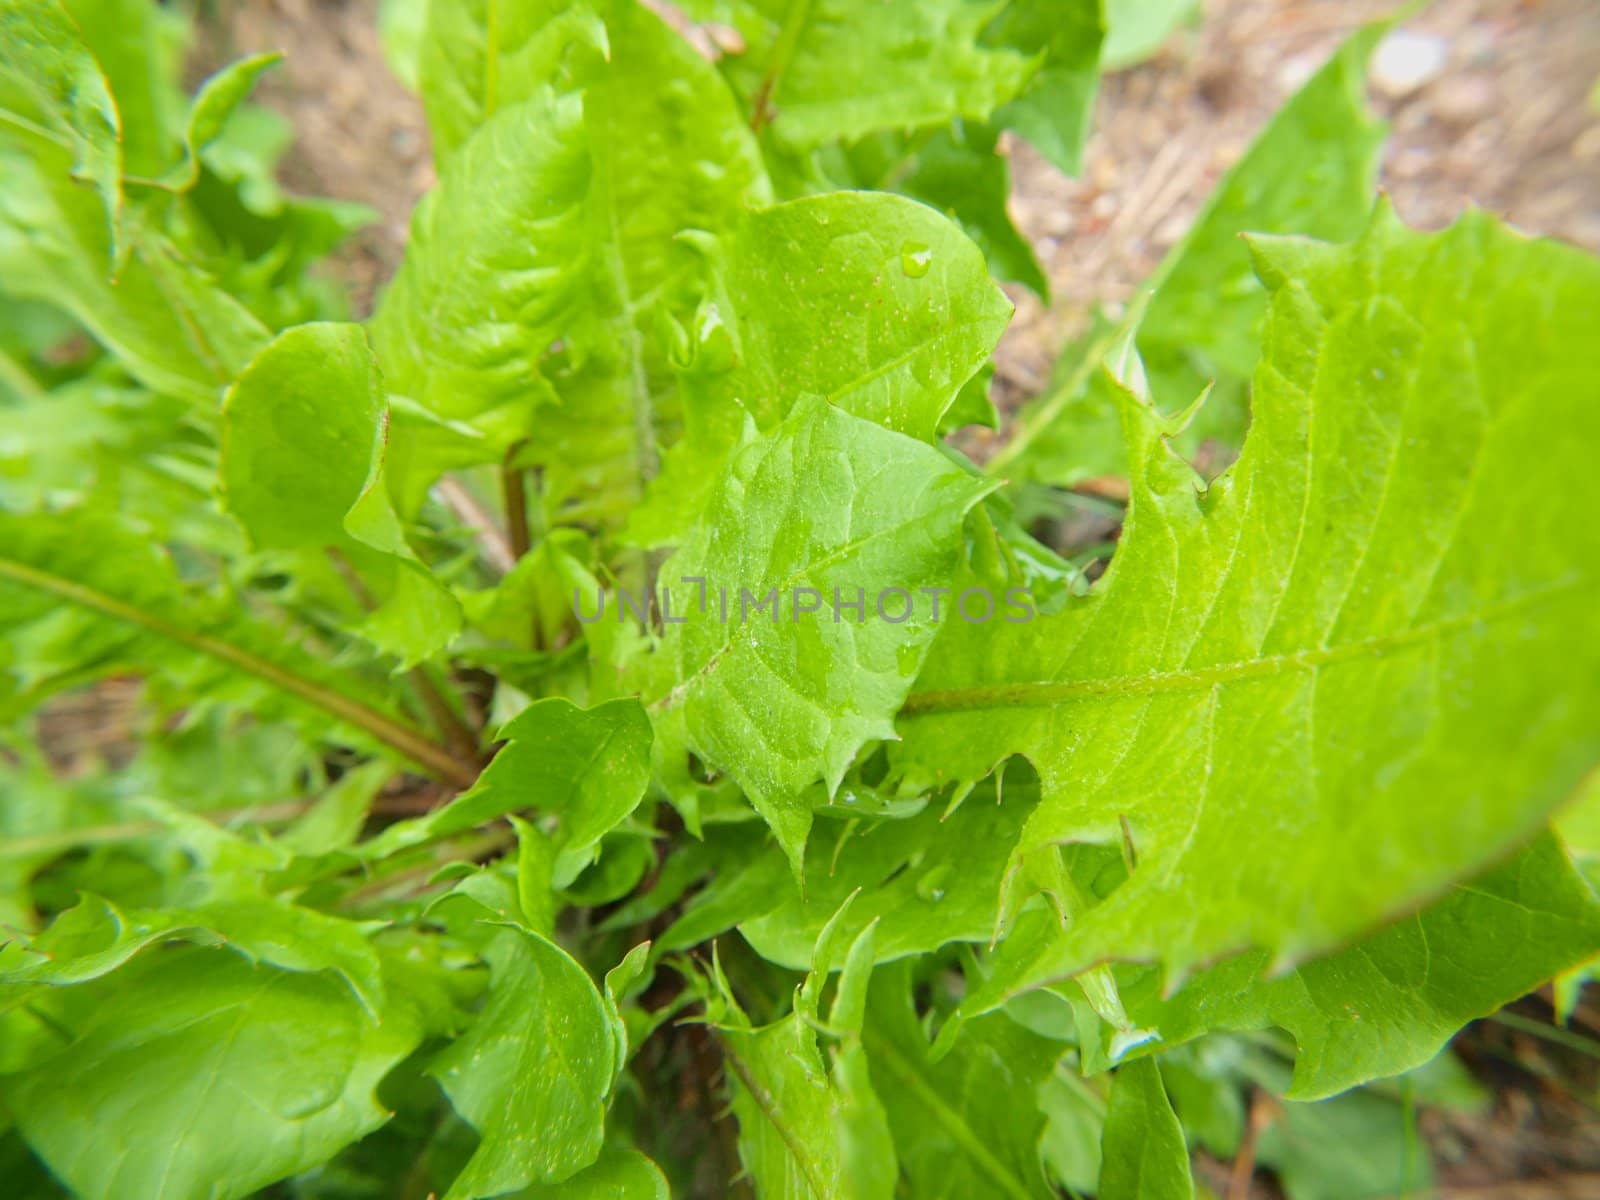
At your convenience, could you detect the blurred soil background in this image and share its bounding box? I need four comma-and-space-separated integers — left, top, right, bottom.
179, 1, 1600, 1196
199, 0, 1600, 422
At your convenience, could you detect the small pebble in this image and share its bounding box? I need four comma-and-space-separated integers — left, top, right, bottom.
1277, 54, 1318, 94
1371, 31, 1448, 98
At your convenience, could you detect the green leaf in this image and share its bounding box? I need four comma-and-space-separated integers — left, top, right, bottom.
715, 911, 896, 1200
899, 208, 1600, 990
1555, 771, 1600, 875
510, 1148, 669, 1199
1097, 1058, 1193, 1200
377, 0, 427, 91
153, 52, 282, 191
281, 759, 393, 855
863, 962, 1059, 1200
0, 373, 198, 514
654, 397, 994, 870
177, 100, 375, 329
430, 924, 616, 1197
1101, 0, 1195, 69
737, 780, 1039, 969
419, 0, 606, 160
636, 189, 1010, 540
1037, 1069, 1105, 1195
777, 125, 1047, 300
59, 0, 187, 177
994, 21, 1388, 482
892, 125, 1050, 298
221, 321, 461, 666
371, 697, 652, 883
1119, 834, 1600, 1099
1551, 774, 1599, 1019
1253, 1083, 1432, 1200
1554, 774, 1600, 1012
0, 0, 123, 260
222, 325, 384, 549
0, 509, 475, 786
0, 146, 269, 402
368, 84, 584, 447
601, 940, 652, 1072
0, 889, 388, 1018
376, 0, 769, 521
985, 0, 1104, 176
683, 0, 1036, 149
702, 192, 1011, 442
5, 946, 425, 1200
0, 4, 299, 396
0, 744, 119, 929
1138, 21, 1389, 442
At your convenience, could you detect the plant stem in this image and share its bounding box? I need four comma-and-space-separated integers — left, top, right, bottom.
435, 476, 517, 574
407, 664, 485, 767
501, 442, 532, 561
984, 320, 1122, 478
0, 346, 45, 401
1227, 1088, 1273, 1199
340, 828, 516, 909
325, 548, 484, 768
0, 793, 437, 861
1492, 1009, 1600, 1061
750, 0, 812, 131
0, 557, 479, 788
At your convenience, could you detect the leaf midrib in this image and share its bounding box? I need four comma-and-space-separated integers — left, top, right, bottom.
722, 1042, 832, 1200
653, 481, 984, 715
864, 1028, 1038, 1200
901, 577, 1578, 717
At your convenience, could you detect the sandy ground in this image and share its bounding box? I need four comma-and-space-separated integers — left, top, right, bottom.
988, 0, 1600, 438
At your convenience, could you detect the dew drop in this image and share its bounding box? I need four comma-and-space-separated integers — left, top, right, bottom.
899, 241, 933, 278
917, 863, 951, 903
692, 301, 735, 374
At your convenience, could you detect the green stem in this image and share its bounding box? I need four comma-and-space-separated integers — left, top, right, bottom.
0, 346, 45, 401
749, 0, 812, 132
0, 557, 480, 788
341, 828, 515, 909
2, 801, 307, 861
1492, 1009, 1600, 1061
984, 321, 1121, 478
0, 791, 443, 863
325, 547, 484, 765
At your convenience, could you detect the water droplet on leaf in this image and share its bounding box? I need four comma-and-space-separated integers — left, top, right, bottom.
917, 863, 951, 902
899, 241, 933, 278
692, 301, 735, 374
